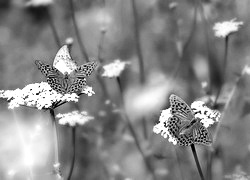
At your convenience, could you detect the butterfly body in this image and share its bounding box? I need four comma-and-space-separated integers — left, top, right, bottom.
167, 94, 212, 146
35, 60, 96, 94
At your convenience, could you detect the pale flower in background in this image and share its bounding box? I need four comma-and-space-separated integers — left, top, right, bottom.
225, 168, 250, 180
65, 37, 74, 46
125, 72, 171, 120
57, 111, 94, 127
7, 169, 16, 177
102, 59, 131, 78
81, 86, 95, 96
25, 0, 53, 7
243, 65, 250, 75
0, 82, 79, 109
213, 19, 243, 38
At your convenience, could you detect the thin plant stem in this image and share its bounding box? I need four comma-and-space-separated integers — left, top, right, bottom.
190, 144, 205, 180
67, 127, 76, 180
213, 64, 249, 143
130, 0, 145, 84
130, 0, 149, 139
46, 8, 61, 48
49, 109, 61, 177
197, 2, 219, 179
170, 0, 198, 80
97, 0, 106, 63
69, 0, 89, 62
97, 30, 106, 63
214, 36, 229, 105
116, 77, 156, 180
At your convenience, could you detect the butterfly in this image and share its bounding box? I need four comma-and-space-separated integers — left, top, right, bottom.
166, 94, 213, 146
35, 45, 97, 94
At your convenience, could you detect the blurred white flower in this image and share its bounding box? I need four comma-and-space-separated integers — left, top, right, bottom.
53, 163, 62, 179
65, 37, 74, 46
125, 72, 171, 120
153, 108, 177, 145
243, 65, 250, 75
102, 59, 130, 78
213, 19, 243, 38
81, 86, 95, 96
25, 0, 53, 7
57, 111, 94, 127
191, 101, 221, 128
0, 82, 79, 109
225, 170, 250, 180
7, 169, 16, 177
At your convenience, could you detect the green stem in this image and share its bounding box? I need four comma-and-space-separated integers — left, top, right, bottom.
49, 109, 61, 178
116, 77, 156, 180
97, 30, 106, 63
47, 7, 61, 48
191, 144, 205, 180
214, 35, 229, 105
69, 0, 89, 62
67, 127, 76, 180
130, 0, 145, 84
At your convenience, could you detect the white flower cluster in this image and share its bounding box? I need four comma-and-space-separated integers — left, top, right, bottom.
0, 82, 79, 109
57, 111, 94, 127
153, 108, 177, 145
213, 19, 243, 38
25, 0, 54, 7
191, 101, 221, 128
81, 86, 95, 96
102, 59, 131, 78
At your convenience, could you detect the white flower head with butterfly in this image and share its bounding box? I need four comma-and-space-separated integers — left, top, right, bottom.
35, 45, 98, 95
0, 82, 80, 110
153, 94, 221, 146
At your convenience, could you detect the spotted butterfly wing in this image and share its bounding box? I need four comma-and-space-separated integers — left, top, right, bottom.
192, 123, 212, 145
66, 78, 87, 94
66, 61, 98, 93
169, 94, 194, 121
35, 60, 67, 94
166, 115, 194, 146
73, 61, 98, 79
35, 60, 61, 78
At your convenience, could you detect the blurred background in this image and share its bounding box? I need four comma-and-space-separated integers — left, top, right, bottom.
1, 0, 250, 180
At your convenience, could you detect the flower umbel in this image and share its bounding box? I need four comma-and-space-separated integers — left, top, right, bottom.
0, 82, 79, 109
81, 86, 95, 96
191, 101, 220, 128
213, 19, 243, 38
56, 111, 94, 127
153, 108, 177, 145
102, 59, 131, 78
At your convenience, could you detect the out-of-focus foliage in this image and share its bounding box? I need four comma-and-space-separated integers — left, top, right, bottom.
1, 0, 250, 180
